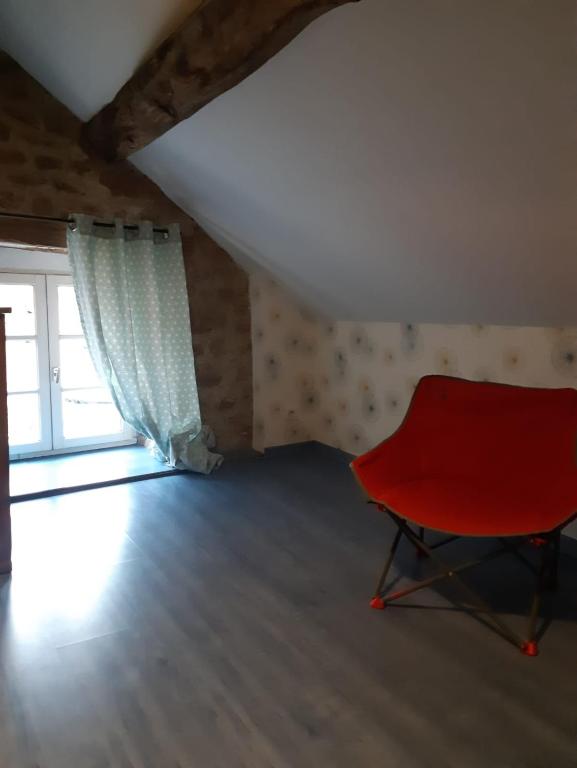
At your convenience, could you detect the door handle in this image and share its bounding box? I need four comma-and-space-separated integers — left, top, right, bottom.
52, 366, 60, 384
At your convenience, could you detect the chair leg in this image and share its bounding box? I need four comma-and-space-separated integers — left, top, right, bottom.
389, 514, 527, 650
545, 531, 560, 591
415, 526, 428, 559
370, 528, 403, 609
521, 539, 551, 657
371, 513, 565, 656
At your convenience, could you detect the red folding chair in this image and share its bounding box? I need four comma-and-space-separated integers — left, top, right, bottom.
351, 375, 577, 656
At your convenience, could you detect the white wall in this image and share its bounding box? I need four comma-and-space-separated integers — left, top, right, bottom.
251, 271, 577, 536
251, 271, 577, 454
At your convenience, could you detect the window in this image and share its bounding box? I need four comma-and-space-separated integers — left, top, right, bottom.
0, 273, 134, 458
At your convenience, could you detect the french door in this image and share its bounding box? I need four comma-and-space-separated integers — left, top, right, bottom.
0, 273, 134, 458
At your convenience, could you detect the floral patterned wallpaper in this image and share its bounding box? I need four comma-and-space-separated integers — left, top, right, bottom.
251, 271, 577, 455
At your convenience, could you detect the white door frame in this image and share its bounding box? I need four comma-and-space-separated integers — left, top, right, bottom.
0, 259, 136, 458
1, 273, 53, 458
46, 275, 135, 451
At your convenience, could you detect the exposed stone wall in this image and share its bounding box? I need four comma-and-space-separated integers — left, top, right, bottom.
0, 52, 252, 451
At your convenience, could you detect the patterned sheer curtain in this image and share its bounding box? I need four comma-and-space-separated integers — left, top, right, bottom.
67, 214, 222, 474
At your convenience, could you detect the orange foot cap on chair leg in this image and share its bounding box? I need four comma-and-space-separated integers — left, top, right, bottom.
370, 596, 386, 610
529, 537, 547, 548
521, 641, 539, 657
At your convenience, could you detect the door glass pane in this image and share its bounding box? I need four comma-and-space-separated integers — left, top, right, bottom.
0, 283, 36, 336
57, 285, 82, 335
59, 338, 100, 389
62, 388, 124, 439
6, 339, 38, 392
8, 393, 41, 446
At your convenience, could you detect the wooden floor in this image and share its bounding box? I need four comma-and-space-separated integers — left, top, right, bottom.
1, 442, 577, 767
10, 445, 179, 501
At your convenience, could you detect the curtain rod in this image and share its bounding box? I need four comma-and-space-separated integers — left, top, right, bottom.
0, 210, 170, 234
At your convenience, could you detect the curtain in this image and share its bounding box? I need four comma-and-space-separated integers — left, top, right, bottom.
67, 214, 222, 474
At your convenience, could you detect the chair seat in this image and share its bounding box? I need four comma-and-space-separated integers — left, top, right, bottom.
352, 376, 577, 537
378, 475, 577, 536
351, 376, 577, 656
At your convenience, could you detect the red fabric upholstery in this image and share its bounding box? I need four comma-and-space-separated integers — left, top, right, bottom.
351, 376, 577, 536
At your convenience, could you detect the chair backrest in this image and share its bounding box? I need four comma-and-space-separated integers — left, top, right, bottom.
400, 376, 577, 479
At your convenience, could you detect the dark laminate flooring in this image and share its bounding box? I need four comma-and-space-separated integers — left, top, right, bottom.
1, 442, 577, 767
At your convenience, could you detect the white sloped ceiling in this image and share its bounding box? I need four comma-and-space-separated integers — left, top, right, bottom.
1, 0, 576, 325
0, 0, 203, 120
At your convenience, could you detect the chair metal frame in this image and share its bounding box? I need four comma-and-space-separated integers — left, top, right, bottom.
370, 503, 572, 657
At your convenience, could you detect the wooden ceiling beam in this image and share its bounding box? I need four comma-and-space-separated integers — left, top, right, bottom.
82, 0, 359, 161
